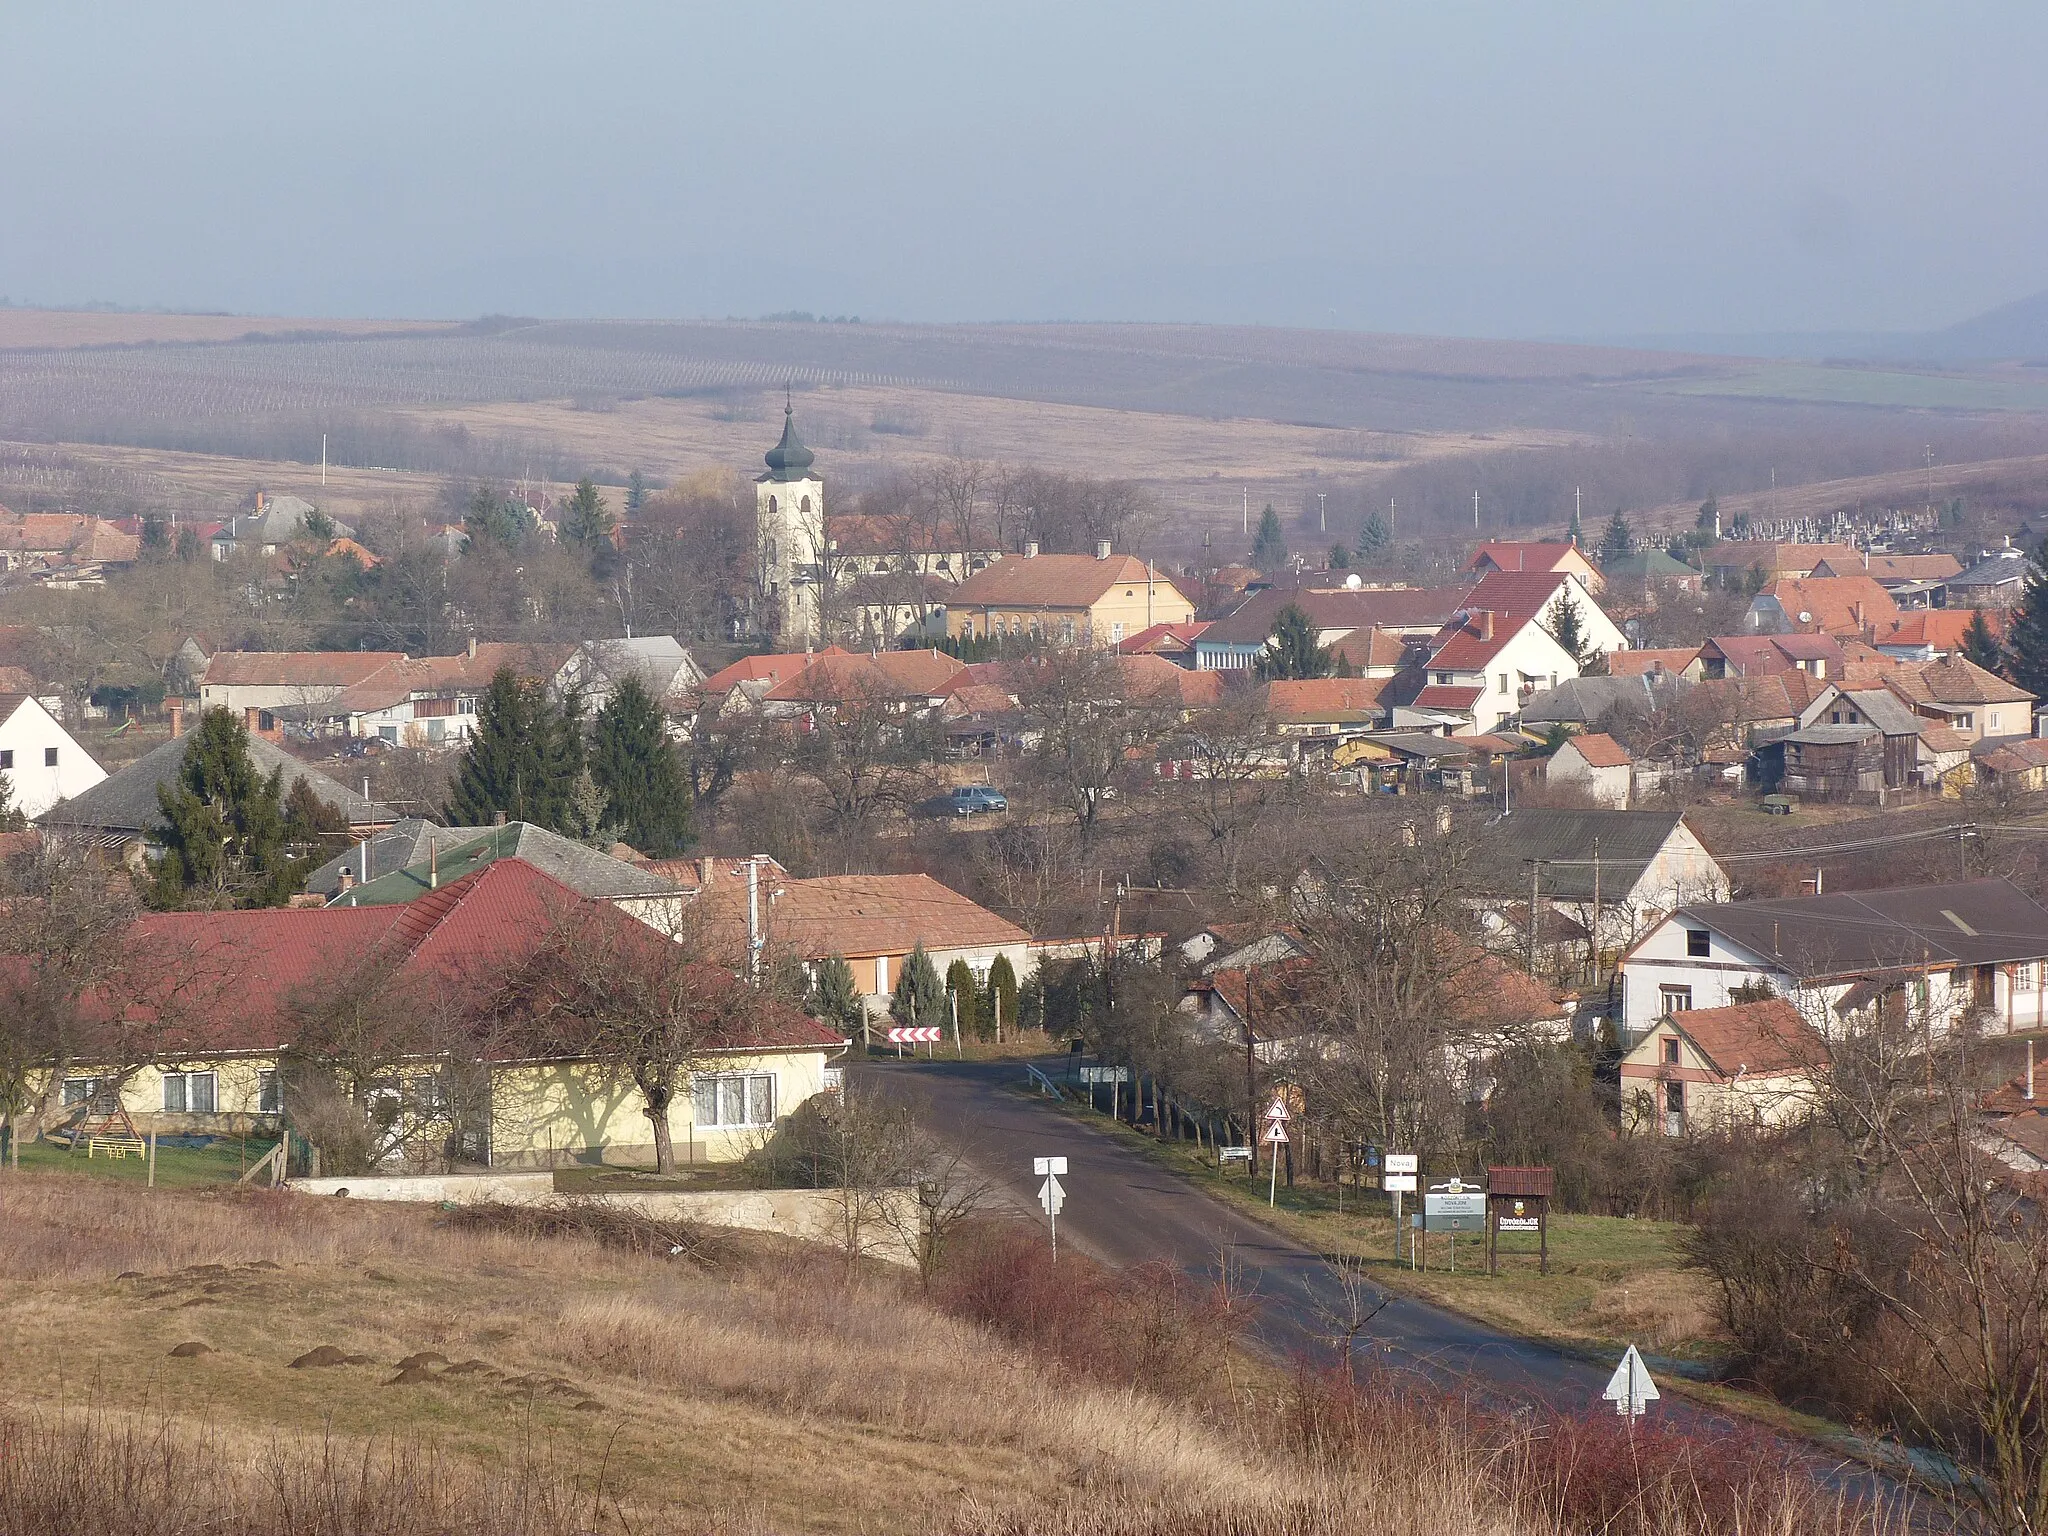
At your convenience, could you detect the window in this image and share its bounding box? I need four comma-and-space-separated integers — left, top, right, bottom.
1662, 1037, 1681, 1064
62, 1077, 98, 1106
693, 1072, 776, 1129
162, 1071, 217, 1114
44, 747, 57, 767
257, 1069, 282, 1115
1659, 985, 1693, 1015
1685, 929, 1711, 958
0, 750, 9, 769
1498, 672, 1509, 695
2015, 964, 2036, 992
1663, 1079, 1685, 1134
1435, 671, 1453, 686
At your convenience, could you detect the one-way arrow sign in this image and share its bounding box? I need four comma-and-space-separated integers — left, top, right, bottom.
1602, 1344, 1659, 1420
1037, 1174, 1066, 1217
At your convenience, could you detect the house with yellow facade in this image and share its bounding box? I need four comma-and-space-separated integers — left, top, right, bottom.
946, 545, 1194, 647
17, 859, 844, 1171
1618, 998, 1827, 1135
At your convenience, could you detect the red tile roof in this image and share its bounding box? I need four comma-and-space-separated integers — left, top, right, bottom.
1563, 732, 1632, 768
1878, 609, 2006, 652
1608, 647, 1701, 677
1414, 683, 1484, 711
1885, 656, 2034, 709
1466, 542, 1588, 576
1460, 569, 1578, 620
762, 649, 965, 703
1762, 576, 1899, 637
1261, 677, 1390, 721
1328, 626, 1415, 670
1661, 999, 1826, 1078
950, 552, 1180, 610
698, 647, 852, 698
1115, 621, 1209, 656
202, 651, 406, 689
691, 872, 1028, 962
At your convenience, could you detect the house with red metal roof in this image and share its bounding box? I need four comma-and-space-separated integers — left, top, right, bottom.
30, 858, 844, 1170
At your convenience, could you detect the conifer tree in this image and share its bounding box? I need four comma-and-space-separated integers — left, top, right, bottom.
444, 669, 585, 832
1598, 509, 1634, 565
806, 954, 864, 1034
1566, 503, 1583, 549
1356, 505, 1392, 560
1546, 587, 1591, 667
1251, 504, 1288, 573
625, 468, 648, 517
2003, 543, 2048, 702
152, 708, 297, 908
589, 675, 693, 856
891, 943, 946, 1032
1961, 608, 2007, 677
1256, 603, 1334, 680
558, 477, 615, 550
983, 953, 1019, 1041
944, 957, 981, 1039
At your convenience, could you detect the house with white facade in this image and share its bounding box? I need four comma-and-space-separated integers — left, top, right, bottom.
1412, 571, 1625, 734
1618, 998, 1828, 1135
1545, 732, 1632, 807
1616, 877, 2048, 1046
0, 693, 107, 818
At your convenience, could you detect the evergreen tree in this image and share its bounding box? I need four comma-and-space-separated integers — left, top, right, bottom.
1695, 496, 1719, 540
1256, 603, 1334, 680
589, 675, 694, 856
944, 957, 982, 1040
983, 953, 1019, 1041
139, 515, 171, 561
1598, 509, 1633, 565
1251, 504, 1288, 573
1566, 504, 1583, 549
444, 669, 585, 832
0, 768, 20, 831
1356, 505, 1392, 560
152, 708, 297, 908
1546, 588, 1590, 667
558, 477, 615, 550
1328, 543, 1350, 570
805, 954, 864, 1034
625, 468, 647, 517
891, 943, 946, 1031
302, 505, 336, 543
464, 484, 533, 550
1962, 608, 2006, 676
2008, 543, 2048, 704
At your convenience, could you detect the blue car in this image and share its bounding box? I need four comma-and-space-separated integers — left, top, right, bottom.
951, 785, 1008, 815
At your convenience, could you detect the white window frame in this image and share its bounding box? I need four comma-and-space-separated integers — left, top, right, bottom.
692, 1071, 777, 1130
2015, 963, 2035, 992
257, 1068, 283, 1115
1660, 985, 1693, 1015
62, 1076, 99, 1107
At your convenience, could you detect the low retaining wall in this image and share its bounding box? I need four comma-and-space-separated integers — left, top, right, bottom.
291, 1174, 918, 1265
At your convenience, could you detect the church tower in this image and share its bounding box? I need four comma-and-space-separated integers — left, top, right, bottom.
756, 400, 825, 641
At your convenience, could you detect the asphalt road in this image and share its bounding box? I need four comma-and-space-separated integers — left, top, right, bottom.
877, 1056, 1925, 1520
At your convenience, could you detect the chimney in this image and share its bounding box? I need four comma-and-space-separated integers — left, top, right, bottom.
429, 840, 439, 890
492, 810, 507, 827
698, 855, 716, 887
2029, 1038, 2036, 1102
467, 634, 477, 660
1476, 609, 1494, 641
167, 701, 184, 738
337, 867, 355, 893
1024, 541, 1039, 559
1094, 539, 1112, 561
359, 836, 371, 884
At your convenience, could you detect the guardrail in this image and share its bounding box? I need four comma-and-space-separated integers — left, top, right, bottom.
1025, 1063, 1063, 1098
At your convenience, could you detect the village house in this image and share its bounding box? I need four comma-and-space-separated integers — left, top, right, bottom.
1544, 732, 1633, 808
321, 820, 682, 927
199, 650, 408, 733
690, 871, 1033, 1029
0, 692, 107, 818
25, 858, 843, 1170
1747, 576, 1900, 641
1875, 609, 2004, 663
1698, 633, 1844, 681
1261, 677, 1393, 741
1115, 621, 1210, 666
1192, 583, 1475, 671
836, 571, 954, 646
759, 648, 966, 717
1414, 603, 1579, 734
1600, 548, 1703, 591
555, 636, 706, 718
1759, 682, 1926, 800
1811, 551, 1962, 588
1474, 809, 1732, 986
1619, 998, 1828, 1136
1616, 877, 2048, 1045
946, 545, 1193, 648
1703, 541, 1859, 587
37, 726, 391, 861
1881, 655, 2034, 745
1947, 545, 2031, 609
208, 494, 355, 559
1465, 541, 1605, 593
0, 509, 140, 579
1607, 648, 1707, 683
692, 647, 854, 719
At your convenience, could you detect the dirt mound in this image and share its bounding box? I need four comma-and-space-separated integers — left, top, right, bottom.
168, 1341, 212, 1358
288, 1345, 350, 1368
384, 1363, 438, 1386
396, 1351, 448, 1370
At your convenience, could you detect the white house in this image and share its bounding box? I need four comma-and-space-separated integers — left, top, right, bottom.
1411, 569, 1624, 734
0, 692, 106, 818
1615, 876, 2048, 1046
1546, 732, 1633, 808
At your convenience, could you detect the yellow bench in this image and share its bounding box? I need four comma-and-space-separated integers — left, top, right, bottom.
87, 1137, 146, 1160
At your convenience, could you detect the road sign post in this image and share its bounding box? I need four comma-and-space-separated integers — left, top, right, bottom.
1602, 1344, 1659, 1424
1423, 1181, 1486, 1273
1261, 1096, 1290, 1207
1034, 1155, 1068, 1259
1485, 1166, 1555, 1276
1384, 1154, 1418, 1260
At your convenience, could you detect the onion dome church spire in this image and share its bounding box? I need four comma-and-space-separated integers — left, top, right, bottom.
763, 393, 815, 481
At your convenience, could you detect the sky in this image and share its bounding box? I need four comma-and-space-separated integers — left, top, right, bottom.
3, 1, 2045, 338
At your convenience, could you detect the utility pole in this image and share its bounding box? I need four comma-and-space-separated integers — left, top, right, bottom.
1474, 489, 1481, 531
1527, 859, 1543, 975
1389, 496, 1396, 543
1242, 486, 1249, 539
321, 434, 327, 487
1591, 838, 1602, 986
1317, 492, 1327, 535
1573, 485, 1582, 542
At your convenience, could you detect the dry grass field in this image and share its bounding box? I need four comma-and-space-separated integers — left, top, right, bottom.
0, 1175, 1895, 1536
0, 309, 455, 350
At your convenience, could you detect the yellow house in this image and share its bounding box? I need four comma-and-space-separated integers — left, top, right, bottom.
22, 858, 845, 1171
946, 548, 1194, 647
1618, 998, 1826, 1136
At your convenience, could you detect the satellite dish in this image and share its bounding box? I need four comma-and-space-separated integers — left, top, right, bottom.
1344, 573, 1363, 590
1798, 611, 1812, 624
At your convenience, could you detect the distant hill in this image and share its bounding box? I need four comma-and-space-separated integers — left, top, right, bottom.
1582, 286, 2048, 364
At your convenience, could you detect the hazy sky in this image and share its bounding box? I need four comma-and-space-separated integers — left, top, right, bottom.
5, 2, 2044, 336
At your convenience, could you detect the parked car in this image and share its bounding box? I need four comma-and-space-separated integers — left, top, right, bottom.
950, 785, 1008, 816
